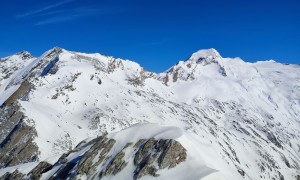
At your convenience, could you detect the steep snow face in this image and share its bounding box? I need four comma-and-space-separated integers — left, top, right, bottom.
0, 48, 300, 180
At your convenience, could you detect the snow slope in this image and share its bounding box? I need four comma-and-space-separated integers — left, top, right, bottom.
0, 47, 299, 180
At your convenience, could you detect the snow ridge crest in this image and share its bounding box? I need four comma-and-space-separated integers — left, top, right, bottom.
188, 48, 221, 61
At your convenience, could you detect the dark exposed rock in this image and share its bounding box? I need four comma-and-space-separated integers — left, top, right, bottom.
77, 137, 116, 176
11, 135, 187, 180
134, 139, 147, 149
45, 47, 63, 59
186, 63, 192, 68
0, 121, 38, 168
27, 161, 53, 180
278, 171, 284, 180
101, 151, 127, 177
237, 168, 245, 176
16, 51, 33, 60
136, 165, 158, 179
49, 135, 108, 180
127, 75, 145, 87
281, 154, 291, 168
266, 132, 283, 149
163, 74, 169, 85
29, 47, 63, 79
134, 138, 156, 165
172, 68, 179, 83
158, 139, 187, 169
41, 136, 117, 179
3, 80, 33, 105
218, 65, 227, 76
0, 170, 25, 180
0, 81, 38, 168
50, 161, 78, 180
0, 103, 23, 143
134, 138, 187, 179
107, 59, 124, 73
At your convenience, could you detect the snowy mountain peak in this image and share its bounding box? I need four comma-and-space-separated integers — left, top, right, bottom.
15, 50, 34, 60
189, 48, 221, 61
0, 48, 300, 180
42, 47, 63, 59
159, 48, 226, 85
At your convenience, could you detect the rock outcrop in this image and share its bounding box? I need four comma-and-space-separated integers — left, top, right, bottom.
0, 132, 187, 179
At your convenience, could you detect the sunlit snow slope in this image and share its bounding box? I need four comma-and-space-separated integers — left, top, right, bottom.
0, 47, 299, 180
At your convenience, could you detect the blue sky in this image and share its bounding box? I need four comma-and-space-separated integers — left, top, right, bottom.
0, 0, 299, 72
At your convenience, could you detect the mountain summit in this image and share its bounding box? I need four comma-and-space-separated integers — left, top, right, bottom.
188, 48, 221, 61
160, 48, 227, 85
0, 48, 299, 180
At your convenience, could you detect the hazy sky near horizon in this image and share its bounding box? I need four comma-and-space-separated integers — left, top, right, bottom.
0, 0, 299, 72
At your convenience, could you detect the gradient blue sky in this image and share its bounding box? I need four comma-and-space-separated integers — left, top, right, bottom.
0, 0, 299, 72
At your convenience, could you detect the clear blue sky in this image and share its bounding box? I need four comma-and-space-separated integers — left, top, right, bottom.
0, 0, 299, 72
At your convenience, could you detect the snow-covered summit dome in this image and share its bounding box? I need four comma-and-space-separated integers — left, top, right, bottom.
189, 48, 221, 61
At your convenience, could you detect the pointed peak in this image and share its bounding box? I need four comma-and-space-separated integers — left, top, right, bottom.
16, 50, 30, 55
189, 48, 221, 61
48, 46, 64, 53
42, 47, 64, 59
15, 50, 34, 60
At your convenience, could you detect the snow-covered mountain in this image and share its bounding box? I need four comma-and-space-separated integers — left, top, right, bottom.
0, 47, 299, 180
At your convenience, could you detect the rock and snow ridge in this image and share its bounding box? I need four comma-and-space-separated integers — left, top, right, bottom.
0, 47, 299, 180
0, 124, 218, 180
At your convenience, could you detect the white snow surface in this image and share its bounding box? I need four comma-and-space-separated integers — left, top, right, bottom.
189, 48, 221, 60
0, 48, 300, 179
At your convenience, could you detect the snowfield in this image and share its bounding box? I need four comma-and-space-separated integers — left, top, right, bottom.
0, 47, 299, 179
